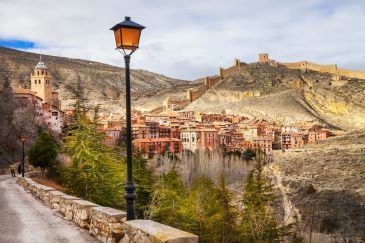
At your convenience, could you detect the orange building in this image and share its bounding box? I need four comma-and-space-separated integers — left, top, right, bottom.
132, 124, 150, 139
252, 136, 273, 154
158, 125, 171, 138
281, 133, 304, 150
133, 138, 182, 156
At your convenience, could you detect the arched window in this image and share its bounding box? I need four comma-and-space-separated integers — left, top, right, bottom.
37, 71, 39, 76
46, 71, 48, 75
39, 80, 41, 84
41, 71, 44, 75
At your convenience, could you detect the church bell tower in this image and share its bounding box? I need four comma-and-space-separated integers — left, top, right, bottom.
30, 56, 52, 103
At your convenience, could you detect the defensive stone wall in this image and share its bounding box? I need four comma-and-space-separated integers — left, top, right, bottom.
165, 58, 244, 111
259, 53, 365, 80
17, 177, 198, 243
185, 59, 242, 102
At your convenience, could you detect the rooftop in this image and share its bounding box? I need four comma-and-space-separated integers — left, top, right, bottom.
34, 61, 48, 70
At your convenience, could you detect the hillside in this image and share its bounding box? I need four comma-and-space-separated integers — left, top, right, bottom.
269, 131, 365, 241
0, 47, 195, 110
185, 62, 365, 130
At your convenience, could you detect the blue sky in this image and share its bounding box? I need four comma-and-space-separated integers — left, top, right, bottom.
0, 0, 365, 80
0, 40, 35, 49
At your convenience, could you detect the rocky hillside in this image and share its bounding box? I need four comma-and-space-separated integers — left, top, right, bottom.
185, 62, 365, 130
0, 47, 195, 110
269, 131, 365, 241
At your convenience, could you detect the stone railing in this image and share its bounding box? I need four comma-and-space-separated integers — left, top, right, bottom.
17, 177, 198, 243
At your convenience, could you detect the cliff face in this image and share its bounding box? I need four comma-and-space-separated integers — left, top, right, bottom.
0, 47, 193, 110
301, 78, 365, 130
185, 62, 365, 130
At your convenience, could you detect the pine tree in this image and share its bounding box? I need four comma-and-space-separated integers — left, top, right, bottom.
184, 176, 221, 242
240, 151, 279, 242
215, 173, 238, 243
62, 88, 126, 208
145, 166, 186, 229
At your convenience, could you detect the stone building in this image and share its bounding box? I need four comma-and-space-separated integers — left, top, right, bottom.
30, 58, 60, 109
252, 136, 273, 154
15, 58, 65, 133
180, 128, 219, 152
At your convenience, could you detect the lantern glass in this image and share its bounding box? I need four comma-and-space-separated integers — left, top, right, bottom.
20, 136, 26, 143
114, 29, 122, 48
121, 28, 141, 50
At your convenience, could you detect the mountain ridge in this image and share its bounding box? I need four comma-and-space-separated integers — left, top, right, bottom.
0, 47, 195, 110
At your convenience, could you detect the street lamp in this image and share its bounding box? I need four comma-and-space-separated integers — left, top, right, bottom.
19, 135, 27, 177
110, 16, 145, 221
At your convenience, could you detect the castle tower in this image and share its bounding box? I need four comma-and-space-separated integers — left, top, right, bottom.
259, 53, 269, 62
31, 57, 53, 103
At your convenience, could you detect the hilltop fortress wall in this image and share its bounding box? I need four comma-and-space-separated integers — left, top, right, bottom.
186, 59, 242, 102
164, 59, 256, 112
163, 53, 365, 113
260, 53, 365, 80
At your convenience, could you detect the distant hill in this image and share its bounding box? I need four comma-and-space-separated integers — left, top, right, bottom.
185, 62, 365, 130
0, 47, 195, 111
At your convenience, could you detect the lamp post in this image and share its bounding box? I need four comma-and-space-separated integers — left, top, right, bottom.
110, 16, 145, 221
19, 136, 26, 177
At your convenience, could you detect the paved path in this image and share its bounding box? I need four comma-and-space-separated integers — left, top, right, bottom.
0, 175, 100, 243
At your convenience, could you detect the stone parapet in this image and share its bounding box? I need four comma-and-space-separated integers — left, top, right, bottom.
72, 200, 98, 228
121, 220, 199, 243
59, 195, 81, 220
16, 177, 199, 243
89, 207, 126, 243
46, 190, 67, 210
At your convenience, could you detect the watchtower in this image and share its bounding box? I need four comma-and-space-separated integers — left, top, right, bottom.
259, 53, 269, 62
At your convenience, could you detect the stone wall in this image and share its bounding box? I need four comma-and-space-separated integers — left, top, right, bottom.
279, 60, 365, 80
171, 59, 243, 109
17, 177, 198, 243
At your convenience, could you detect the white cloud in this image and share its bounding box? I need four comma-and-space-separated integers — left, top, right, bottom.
0, 0, 365, 80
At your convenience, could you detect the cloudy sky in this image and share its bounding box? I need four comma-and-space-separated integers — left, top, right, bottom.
0, 0, 364, 80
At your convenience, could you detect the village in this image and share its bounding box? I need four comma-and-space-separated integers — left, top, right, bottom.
14, 58, 334, 162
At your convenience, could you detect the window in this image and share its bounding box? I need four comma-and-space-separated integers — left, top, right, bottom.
37, 71, 39, 76
39, 80, 41, 84
41, 71, 44, 75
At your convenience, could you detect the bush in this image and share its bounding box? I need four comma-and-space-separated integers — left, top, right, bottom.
28, 132, 59, 178
306, 184, 316, 194
319, 216, 339, 234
